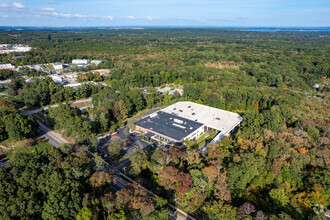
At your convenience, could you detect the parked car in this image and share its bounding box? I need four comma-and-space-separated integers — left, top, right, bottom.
111, 132, 118, 137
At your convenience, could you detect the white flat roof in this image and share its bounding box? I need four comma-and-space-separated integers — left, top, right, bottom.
162, 101, 242, 133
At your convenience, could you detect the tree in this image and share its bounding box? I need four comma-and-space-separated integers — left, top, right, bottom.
129, 150, 148, 176
269, 188, 290, 207
108, 138, 124, 158
89, 171, 112, 188
93, 153, 106, 170
129, 123, 135, 132
237, 202, 256, 219
148, 149, 172, 174
202, 166, 218, 183
158, 166, 178, 191
76, 207, 93, 220
117, 100, 128, 119
4, 112, 37, 140
185, 150, 201, 167
202, 201, 236, 220
227, 153, 265, 197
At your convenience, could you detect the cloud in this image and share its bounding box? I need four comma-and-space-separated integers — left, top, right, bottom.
41, 7, 55, 11
127, 16, 135, 19
0, 14, 9, 18
104, 15, 114, 20
146, 16, 153, 20
44, 11, 87, 19
48, 1, 58, 5
0, 3, 8, 7
13, 2, 25, 9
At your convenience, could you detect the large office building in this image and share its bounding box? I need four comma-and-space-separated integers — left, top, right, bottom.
134, 101, 243, 144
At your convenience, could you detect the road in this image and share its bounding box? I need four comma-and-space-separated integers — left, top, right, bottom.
37, 121, 68, 148
21, 97, 93, 116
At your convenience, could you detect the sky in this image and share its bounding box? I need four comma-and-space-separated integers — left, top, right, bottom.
0, 0, 329, 27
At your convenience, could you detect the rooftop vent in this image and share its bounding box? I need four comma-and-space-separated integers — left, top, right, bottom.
173, 123, 186, 129
150, 112, 158, 118
192, 113, 195, 115
174, 118, 184, 124
188, 106, 191, 108
215, 117, 220, 120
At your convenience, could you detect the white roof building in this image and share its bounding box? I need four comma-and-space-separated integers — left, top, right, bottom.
0, 64, 15, 69
64, 81, 98, 87
161, 101, 243, 143
53, 63, 63, 70
50, 75, 63, 84
157, 87, 183, 96
0, 45, 31, 54
72, 59, 90, 65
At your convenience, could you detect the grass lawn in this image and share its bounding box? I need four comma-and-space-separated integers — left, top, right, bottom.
3, 139, 51, 160
186, 132, 217, 148
70, 101, 92, 108
43, 64, 55, 70
197, 133, 208, 143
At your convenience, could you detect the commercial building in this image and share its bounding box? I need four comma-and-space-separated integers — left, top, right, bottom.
72, 59, 90, 65
0, 64, 15, 70
52, 62, 63, 70
50, 75, 63, 84
0, 44, 31, 54
135, 111, 204, 143
135, 101, 243, 144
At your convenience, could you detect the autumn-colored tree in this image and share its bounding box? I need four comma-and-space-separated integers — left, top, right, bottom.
89, 171, 112, 188
202, 166, 218, 183
185, 150, 201, 166
214, 172, 231, 202
115, 189, 131, 209
158, 166, 178, 191
177, 172, 193, 195
169, 146, 184, 165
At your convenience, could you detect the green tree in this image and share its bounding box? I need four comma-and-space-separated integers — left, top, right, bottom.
76, 207, 93, 220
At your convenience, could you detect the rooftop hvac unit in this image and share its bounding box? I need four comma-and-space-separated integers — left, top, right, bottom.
150, 112, 158, 118
174, 118, 184, 124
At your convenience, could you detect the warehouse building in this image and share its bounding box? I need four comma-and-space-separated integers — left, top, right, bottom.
135, 111, 204, 143
134, 101, 243, 144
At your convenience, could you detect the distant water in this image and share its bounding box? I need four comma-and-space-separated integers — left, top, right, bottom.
232, 27, 330, 32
